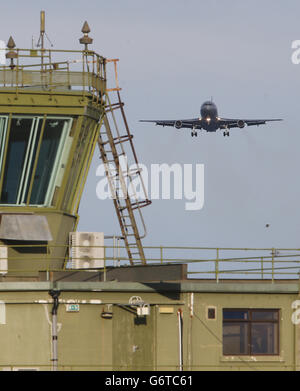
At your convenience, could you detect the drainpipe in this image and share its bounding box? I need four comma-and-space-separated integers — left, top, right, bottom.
49, 290, 61, 371
188, 293, 194, 370
177, 309, 183, 371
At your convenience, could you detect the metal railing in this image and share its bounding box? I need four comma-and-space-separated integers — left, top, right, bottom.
0, 48, 107, 100
1, 243, 300, 280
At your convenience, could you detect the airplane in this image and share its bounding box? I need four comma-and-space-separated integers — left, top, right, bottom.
140, 100, 282, 137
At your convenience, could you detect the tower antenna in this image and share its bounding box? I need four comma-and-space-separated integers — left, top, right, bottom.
36, 11, 54, 49
36, 11, 53, 71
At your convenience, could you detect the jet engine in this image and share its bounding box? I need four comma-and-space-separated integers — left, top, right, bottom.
237, 120, 245, 128
174, 120, 182, 129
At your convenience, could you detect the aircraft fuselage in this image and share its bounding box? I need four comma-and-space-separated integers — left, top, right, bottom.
200, 101, 219, 131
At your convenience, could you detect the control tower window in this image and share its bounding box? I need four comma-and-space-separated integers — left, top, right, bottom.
0, 117, 32, 204
0, 116, 72, 206
29, 120, 66, 204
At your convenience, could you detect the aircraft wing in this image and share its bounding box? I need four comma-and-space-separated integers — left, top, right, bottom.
139, 118, 201, 129
219, 118, 282, 129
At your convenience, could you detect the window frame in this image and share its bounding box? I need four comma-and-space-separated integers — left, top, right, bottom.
222, 308, 280, 356
0, 115, 72, 207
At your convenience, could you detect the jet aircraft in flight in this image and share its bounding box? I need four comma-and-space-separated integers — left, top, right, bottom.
140, 101, 282, 136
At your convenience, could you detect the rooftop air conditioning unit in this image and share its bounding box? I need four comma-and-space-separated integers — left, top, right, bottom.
69, 232, 104, 270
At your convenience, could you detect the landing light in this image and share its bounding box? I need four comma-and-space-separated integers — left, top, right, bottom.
206, 117, 211, 123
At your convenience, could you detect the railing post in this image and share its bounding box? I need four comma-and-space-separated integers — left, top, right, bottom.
272, 248, 274, 283
82, 50, 85, 98
261, 257, 264, 280
216, 248, 219, 282
117, 238, 121, 267
113, 236, 116, 267
160, 246, 163, 264
103, 245, 106, 282
15, 49, 19, 99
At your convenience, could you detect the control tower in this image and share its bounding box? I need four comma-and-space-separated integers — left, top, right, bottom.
0, 12, 150, 277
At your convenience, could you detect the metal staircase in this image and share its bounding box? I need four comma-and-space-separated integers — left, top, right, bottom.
97, 66, 151, 265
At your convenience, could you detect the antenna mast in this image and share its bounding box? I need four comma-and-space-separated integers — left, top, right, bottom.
39, 10, 45, 69
40, 10, 45, 50
37, 10, 53, 70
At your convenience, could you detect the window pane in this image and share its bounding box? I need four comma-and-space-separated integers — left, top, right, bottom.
251, 310, 278, 321
21, 119, 43, 204
30, 119, 65, 205
223, 322, 249, 355
0, 117, 8, 172
0, 118, 32, 203
251, 323, 278, 354
223, 310, 248, 320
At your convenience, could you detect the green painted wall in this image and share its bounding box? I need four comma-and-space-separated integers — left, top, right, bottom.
0, 284, 297, 371
181, 292, 295, 370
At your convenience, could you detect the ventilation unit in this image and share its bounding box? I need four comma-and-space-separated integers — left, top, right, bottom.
69, 232, 104, 270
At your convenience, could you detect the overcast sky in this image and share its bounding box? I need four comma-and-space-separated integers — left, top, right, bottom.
3, 1, 300, 261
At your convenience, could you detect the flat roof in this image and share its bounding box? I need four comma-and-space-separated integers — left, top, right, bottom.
0, 280, 297, 294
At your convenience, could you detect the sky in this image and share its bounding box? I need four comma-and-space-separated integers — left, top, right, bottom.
2, 0, 300, 267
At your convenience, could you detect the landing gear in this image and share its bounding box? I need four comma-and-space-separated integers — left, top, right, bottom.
191, 130, 198, 137
223, 130, 230, 137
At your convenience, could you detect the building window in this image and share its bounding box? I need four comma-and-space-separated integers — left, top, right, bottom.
223, 309, 279, 355
0, 116, 72, 206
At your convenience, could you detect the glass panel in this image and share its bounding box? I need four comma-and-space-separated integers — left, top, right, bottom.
0, 117, 8, 173
19, 119, 43, 204
251, 310, 278, 321
0, 118, 32, 204
223, 322, 249, 355
251, 323, 278, 355
223, 309, 248, 320
29, 119, 66, 205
